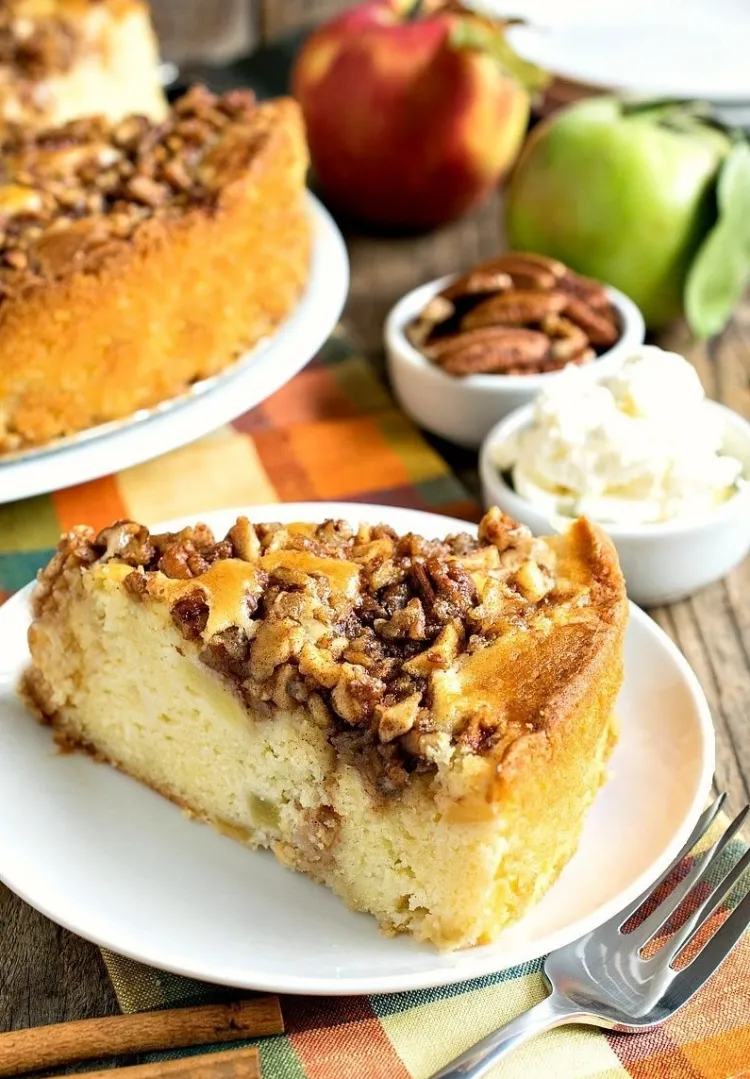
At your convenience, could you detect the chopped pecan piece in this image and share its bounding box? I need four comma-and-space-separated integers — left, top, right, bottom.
478, 507, 533, 552
376, 597, 428, 641
227, 517, 261, 562
376, 692, 421, 743
95, 520, 155, 566
200, 626, 250, 677
124, 570, 148, 596
171, 590, 209, 640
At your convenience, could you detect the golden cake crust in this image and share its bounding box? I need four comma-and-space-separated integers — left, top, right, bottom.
0, 87, 311, 450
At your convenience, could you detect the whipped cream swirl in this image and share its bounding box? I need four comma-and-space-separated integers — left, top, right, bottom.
496, 346, 745, 525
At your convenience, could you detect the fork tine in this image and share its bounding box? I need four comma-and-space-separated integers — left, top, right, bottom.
601, 795, 725, 933
629, 805, 749, 949
666, 884, 750, 1012
658, 842, 750, 966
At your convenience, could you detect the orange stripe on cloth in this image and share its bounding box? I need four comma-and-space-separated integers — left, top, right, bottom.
665, 931, 750, 1043
261, 367, 359, 427
53, 475, 127, 532
287, 996, 410, 1079
252, 429, 317, 502
439, 498, 483, 524
287, 417, 410, 500
607, 1025, 701, 1076
682, 1024, 750, 1079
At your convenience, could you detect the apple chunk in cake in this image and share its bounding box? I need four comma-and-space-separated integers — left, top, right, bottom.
24, 508, 627, 950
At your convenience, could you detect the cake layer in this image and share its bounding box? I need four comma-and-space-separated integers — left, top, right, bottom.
0, 86, 311, 450
0, 0, 166, 129
25, 509, 628, 949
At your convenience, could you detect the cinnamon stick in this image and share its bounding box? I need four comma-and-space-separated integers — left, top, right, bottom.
0, 999, 281, 1078
56, 1046, 261, 1079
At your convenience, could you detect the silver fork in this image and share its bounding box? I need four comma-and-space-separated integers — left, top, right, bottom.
430, 795, 750, 1079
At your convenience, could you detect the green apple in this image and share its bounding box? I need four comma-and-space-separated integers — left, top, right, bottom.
505, 98, 730, 329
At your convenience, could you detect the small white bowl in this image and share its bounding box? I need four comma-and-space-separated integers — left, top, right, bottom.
479, 401, 750, 607
385, 273, 646, 449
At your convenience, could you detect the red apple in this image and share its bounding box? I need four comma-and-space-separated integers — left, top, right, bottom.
291, 1, 545, 230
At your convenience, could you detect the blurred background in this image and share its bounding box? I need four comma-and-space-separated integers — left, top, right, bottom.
150, 0, 750, 126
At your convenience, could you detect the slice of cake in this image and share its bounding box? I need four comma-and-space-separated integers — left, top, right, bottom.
0, 0, 167, 129
24, 508, 628, 950
0, 85, 310, 451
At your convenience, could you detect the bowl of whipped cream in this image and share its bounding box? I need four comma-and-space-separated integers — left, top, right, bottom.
479, 345, 750, 606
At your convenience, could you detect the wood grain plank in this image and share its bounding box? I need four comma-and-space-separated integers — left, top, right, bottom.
0, 882, 119, 1054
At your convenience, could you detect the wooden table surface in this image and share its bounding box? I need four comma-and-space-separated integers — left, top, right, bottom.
2, 0, 749, 1053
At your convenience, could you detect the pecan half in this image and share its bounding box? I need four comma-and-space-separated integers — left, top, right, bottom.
440, 269, 512, 300
424, 326, 536, 362
558, 270, 611, 311
485, 252, 566, 290
562, 295, 619, 348
461, 289, 567, 330
493, 251, 567, 278
439, 329, 550, 375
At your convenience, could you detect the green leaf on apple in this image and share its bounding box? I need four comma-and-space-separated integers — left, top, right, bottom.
449, 19, 549, 93
685, 139, 750, 339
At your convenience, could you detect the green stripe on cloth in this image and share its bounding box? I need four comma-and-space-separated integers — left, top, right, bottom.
369, 960, 545, 1019
377, 411, 453, 485
0, 548, 55, 593
414, 474, 476, 511
328, 356, 393, 415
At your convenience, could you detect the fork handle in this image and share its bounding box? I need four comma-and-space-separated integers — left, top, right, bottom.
428, 991, 586, 1079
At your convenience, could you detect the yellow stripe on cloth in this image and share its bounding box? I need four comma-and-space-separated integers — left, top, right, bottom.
0, 494, 60, 553
380, 972, 624, 1079
377, 410, 455, 486
117, 427, 278, 523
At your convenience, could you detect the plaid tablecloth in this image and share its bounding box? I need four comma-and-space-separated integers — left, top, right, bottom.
1, 333, 748, 1078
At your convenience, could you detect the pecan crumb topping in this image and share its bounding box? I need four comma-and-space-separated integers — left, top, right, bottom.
0, 85, 258, 294
37, 510, 574, 795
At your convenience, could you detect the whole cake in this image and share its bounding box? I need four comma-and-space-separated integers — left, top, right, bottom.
0, 0, 166, 129
0, 85, 310, 451
24, 508, 628, 950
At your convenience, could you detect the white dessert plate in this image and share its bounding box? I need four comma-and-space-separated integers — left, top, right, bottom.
0, 194, 349, 506
0, 502, 714, 996
497, 1, 750, 102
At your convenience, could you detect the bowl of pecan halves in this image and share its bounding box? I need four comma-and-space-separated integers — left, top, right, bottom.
384, 251, 645, 448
